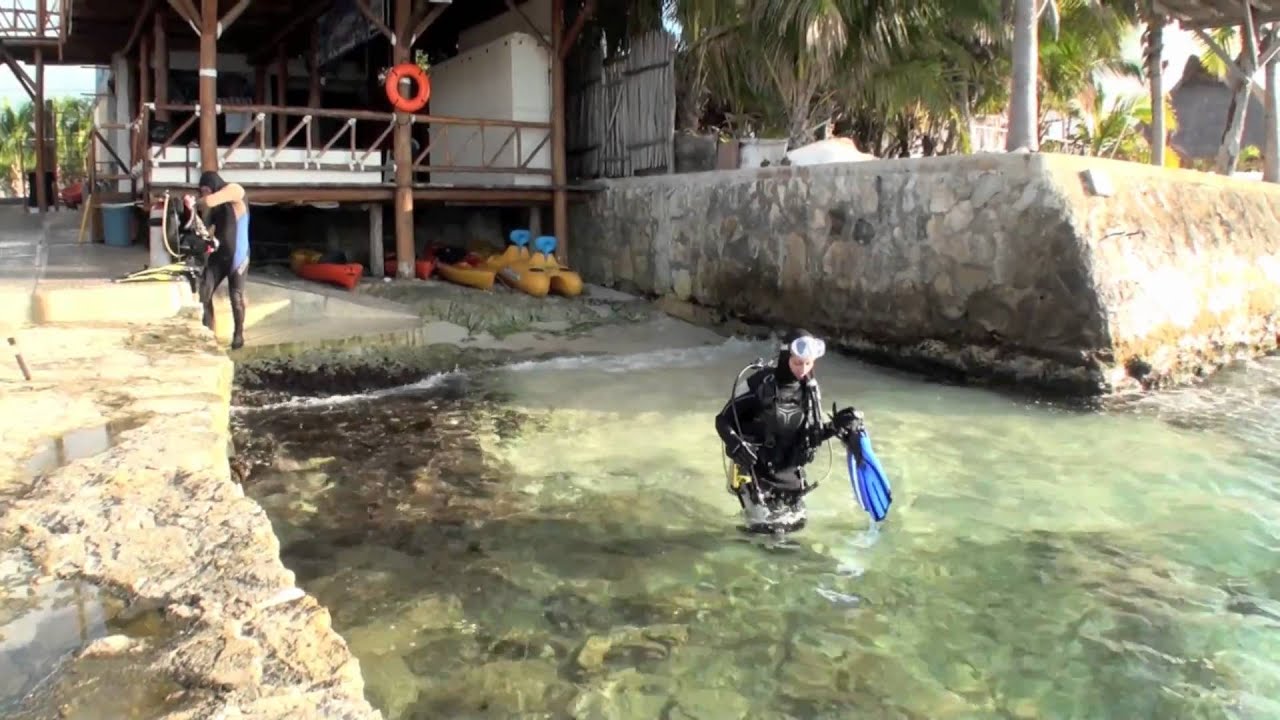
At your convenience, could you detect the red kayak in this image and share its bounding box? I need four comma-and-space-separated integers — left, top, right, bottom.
295, 262, 364, 290
382, 257, 436, 280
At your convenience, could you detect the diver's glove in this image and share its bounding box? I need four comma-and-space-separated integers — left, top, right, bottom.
725, 435, 759, 469
830, 404, 865, 440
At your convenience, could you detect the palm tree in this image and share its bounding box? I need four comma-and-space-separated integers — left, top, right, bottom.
607, 0, 1141, 157
0, 100, 34, 198
53, 96, 93, 182
1008, 0, 1040, 149
1068, 77, 1177, 159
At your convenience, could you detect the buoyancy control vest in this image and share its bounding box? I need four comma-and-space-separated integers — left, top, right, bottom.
743, 367, 823, 469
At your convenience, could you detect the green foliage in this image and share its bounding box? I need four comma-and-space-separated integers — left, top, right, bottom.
0, 96, 94, 197
613, 0, 1142, 157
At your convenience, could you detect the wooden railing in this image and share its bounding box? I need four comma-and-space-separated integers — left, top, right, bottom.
89, 118, 143, 197
0, 0, 68, 43
143, 103, 553, 180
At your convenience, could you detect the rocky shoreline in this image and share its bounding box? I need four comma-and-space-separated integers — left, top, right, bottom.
0, 313, 381, 720
1, 280, 731, 718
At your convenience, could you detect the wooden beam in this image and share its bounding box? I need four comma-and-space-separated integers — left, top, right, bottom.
217, 0, 254, 38
34, 48, 46, 213
145, 185, 576, 204
1194, 26, 1267, 103
254, 63, 267, 146
1260, 23, 1280, 66
1213, 12, 1265, 174
252, 0, 334, 64
123, 0, 160, 57
199, 0, 218, 172
1244, 0, 1261, 72
559, 0, 595, 60
308, 21, 321, 107
155, 11, 170, 122
392, 0, 415, 280
0, 43, 36, 100
139, 31, 152, 133
409, 1, 448, 46
551, 0, 569, 255
1266, 52, 1279, 181
167, 0, 203, 36
353, 0, 396, 45
504, 0, 552, 52
369, 204, 384, 277
275, 46, 288, 140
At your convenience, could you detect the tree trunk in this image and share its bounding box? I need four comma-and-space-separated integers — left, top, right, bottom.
1217, 55, 1253, 174
1007, 0, 1039, 151
1217, 35, 1266, 174
1266, 52, 1279, 181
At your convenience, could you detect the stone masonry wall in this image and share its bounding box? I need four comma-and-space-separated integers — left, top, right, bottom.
567, 153, 1280, 395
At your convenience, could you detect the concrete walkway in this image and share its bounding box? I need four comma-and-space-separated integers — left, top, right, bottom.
0, 206, 423, 355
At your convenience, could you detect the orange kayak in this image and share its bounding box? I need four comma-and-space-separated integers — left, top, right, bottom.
295, 262, 364, 290
383, 258, 436, 280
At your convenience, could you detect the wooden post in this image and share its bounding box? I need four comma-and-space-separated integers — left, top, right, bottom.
1146, 3, 1164, 166
154, 10, 169, 122
275, 46, 288, 141
1266, 54, 1279, 182
550, 0, 568, 258
34, 48, 46, 213
392, 0, 415, 279
199, 0, 218, 172
529, 206, 542, 237
254, 64, 267, 145
139, 32, 152, 127
308, 21, 321, 108
369, 204, 384, 278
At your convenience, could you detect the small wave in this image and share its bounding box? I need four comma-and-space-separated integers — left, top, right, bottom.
234, 371, 463, 412
502, 337, 763, 375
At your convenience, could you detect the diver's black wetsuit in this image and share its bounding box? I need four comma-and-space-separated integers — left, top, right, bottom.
193, 171, 249, 350
714, 359, 833, 532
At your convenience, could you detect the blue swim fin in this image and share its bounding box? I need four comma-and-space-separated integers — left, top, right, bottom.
846, 430, 892, 523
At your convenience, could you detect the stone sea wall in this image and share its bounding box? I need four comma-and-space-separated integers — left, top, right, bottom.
0, 314, 381, 719
568, 152, 1280, 395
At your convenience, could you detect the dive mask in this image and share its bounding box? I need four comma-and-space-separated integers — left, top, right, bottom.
786, 335, 826, 361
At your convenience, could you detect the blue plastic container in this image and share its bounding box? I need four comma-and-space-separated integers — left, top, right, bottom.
102, 203, 134, 247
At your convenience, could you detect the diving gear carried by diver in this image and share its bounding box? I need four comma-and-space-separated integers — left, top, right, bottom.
826, 401, 892, 523
714, 330, 894, 534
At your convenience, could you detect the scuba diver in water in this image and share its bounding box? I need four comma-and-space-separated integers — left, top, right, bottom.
714, 329, 866, 534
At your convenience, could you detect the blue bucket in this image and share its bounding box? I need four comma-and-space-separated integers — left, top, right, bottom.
102, 203, 135, 247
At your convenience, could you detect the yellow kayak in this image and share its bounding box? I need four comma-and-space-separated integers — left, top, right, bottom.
485, 243, 551, 298
436, 261, 497, 290
531, 235, 583, 297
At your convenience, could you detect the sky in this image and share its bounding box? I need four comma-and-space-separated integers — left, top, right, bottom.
0, 63, 98, 107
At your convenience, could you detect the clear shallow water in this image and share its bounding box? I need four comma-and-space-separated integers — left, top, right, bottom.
235, 340, 1280, 720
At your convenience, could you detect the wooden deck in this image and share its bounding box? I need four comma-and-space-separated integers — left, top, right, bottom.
12, 0, 599, 277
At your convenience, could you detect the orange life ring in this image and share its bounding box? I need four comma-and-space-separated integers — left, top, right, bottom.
385, 62, 430, 113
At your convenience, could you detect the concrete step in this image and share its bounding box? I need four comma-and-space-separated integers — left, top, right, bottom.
31, 280, 197, 325
0, 287, 33, 329
29, 279, 296, 331
228, 316, 427, 361
246, 276, 419, 322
